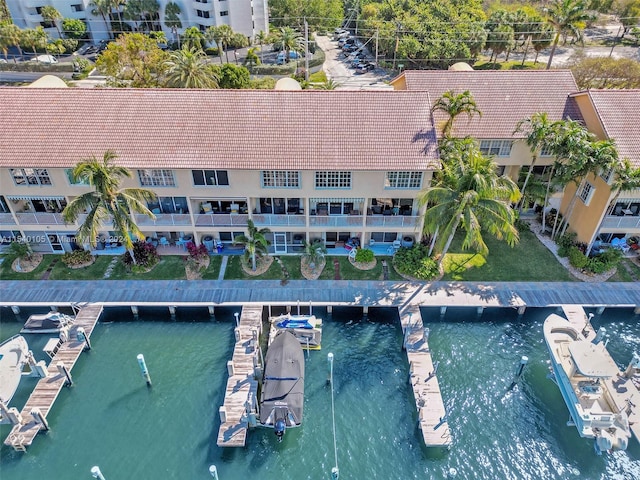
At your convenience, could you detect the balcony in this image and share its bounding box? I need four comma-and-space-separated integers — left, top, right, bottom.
309, 215, 364, 227
366, 216, 420, 228
195, 213, 249, 227
601, 215, 640, 230
0, 213, 16, 225
15, 212, 66, 225
134, 213, 192, 227
253, 214, 305, 227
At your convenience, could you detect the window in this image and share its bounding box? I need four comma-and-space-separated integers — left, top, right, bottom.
540, 145, 553, 157
10, 168, 52, 186
220, 10, 229, 16
0, 196, 9, 213
65, 169, 89, 185
578, 181, 595, 205
600, 168, 613, 184
71, 4, 84, 12
261, 171, 300, 188
385, 171, 422, 189
137, 169, 176, 187
371, 232, 398, 243
219, 231, 244, 243
192, 169, 229, 186
196, 9, 210, 18
315, 171, 351, 189
479, 140, 513, 157
148, 197, 188, 214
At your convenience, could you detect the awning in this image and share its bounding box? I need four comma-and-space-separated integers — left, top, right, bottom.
7, 195, 65, 201
310, 198, 364, 203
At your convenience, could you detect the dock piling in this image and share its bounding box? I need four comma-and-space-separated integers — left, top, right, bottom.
509, 356, 528, 390
30, 408, 49, 431
209, 465, 219, 480
56, 362, 73, 386
136, 354, 152, 387
234, 312, 240, 327
76, 327, 91, 350
208, 306, 215, 318
327, 352, 334, 385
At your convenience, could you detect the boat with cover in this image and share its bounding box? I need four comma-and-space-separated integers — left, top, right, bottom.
0, 335, 29, 405
260, 331, 305, 441
21, 311, 74, 334
543, 313, 631, 454
269, 313, 322, 350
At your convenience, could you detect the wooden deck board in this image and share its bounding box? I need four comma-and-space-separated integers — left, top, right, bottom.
4, 304, 103, 451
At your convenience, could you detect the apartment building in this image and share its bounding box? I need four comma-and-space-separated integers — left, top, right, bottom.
6, 0, 268, 42
0, 88, 437, 254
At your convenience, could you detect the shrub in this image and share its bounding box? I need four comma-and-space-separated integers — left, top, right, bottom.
354, 248, 374, 263
557, 232, 577, 257
568, 246, 588, 269
585, 248, 622, 274
61, 249, 93, 266
122, 241, 159, 270
394, 245, 439, 280
186, 241, 209, 260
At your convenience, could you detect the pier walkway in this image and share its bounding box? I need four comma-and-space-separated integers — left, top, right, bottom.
3, 304, 103, 452
216, 305, 262, 448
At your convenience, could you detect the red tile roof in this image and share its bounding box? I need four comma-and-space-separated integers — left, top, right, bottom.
578, 90, 640, 168
0, 88, 439, 171
395, 70, 582, 138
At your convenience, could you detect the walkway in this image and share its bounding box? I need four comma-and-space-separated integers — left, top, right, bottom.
1, 280, 638, 309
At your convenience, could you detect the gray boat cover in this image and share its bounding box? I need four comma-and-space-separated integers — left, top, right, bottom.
22, 312, 71, 331
260, 331, 305, 427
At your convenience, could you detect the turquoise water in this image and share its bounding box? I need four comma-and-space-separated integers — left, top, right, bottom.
1, 306, 639, 479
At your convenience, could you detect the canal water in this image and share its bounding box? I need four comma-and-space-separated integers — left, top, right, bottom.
1, 306, 639, 479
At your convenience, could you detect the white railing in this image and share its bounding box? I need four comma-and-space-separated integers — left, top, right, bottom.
309, 215, 364, 227
0, 213, 16, 225
15, 212, 66, 225
600, 215, 640, 230
366, 215, 420, 228
134, 213, 192, 226
194, 213, 249, 227
253, 214, 306, 227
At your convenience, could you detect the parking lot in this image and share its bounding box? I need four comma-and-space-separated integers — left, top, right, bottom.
315, 34, 393, 90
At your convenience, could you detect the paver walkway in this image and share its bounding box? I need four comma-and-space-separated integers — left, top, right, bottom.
39, 258, 58, 280
218, 256, 228, 281
333, 259, 341, 280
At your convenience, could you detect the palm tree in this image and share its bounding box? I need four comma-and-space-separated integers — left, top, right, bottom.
545, 0, 593, 70
40, 6, 63, 38
586, 159, 640, 255
302, 239, 327, 272
255, 30, 268, 63
243, 47, 260, 68
21, 27, 48, 61
317, 79, 340, 90
230, 32, 248, 64
233, 219, 271, 271
215, 25, 234, 63
62, 151, 157, 264
7, 240, 34, 271
90, 0, 113, 38
276, 27, 301, 64
163, 46, 218, 88
431, 90, 481, 138
1, 22, 23, 61
514, 112, 554, 212
183, 26, 205, 51
419, 139, 521, 267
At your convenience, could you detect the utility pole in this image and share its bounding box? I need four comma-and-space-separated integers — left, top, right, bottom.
304, 19, 309, 82
375, 28, 379, 67
392, 23, 400, 70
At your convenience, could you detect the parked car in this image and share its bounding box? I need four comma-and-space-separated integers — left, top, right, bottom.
34, 55, 58, 64
276, 50, 301, 65
355, 62, 375, 74
338, 37, 355, 48
342, 44, 358, 52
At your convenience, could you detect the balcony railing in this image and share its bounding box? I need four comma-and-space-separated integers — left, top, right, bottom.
601, 215, 640, 230
0, 213, 16, 225
366, 215, 420, 228
309, 215, 364, 227
195, 213, 249, 227
253, 214, 306, 227
134, 213, 192, 226
15, 212, 66, 225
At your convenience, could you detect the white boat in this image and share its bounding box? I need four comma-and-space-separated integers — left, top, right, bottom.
543, 313, 631, 454
259, 331, 305, 442
21, 311, 74, 334
0, 335, 29, 404
269, 313, 322, 350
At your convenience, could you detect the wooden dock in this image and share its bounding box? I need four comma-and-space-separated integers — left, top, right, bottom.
4, 304, 103, 452
401, 306, 452, 449
216, 305, 262, 447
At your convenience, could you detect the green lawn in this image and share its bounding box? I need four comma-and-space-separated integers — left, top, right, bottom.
0, 254, 57, 280
200, 256, 224, 280
607, 258, 640, 282
318, 255, 400, 281
441, 228, 576, 282
224, 255, 284, 280
108, 255, 187, 280
48, 255, 114, 280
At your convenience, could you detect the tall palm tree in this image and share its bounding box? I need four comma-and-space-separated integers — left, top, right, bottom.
431, 90, 481, 138
1, 22, 23, 60
216, 25, 234, 63
21, 27, 48, 61
163, 46, 218, 88
255, 30, 268, 63
586, 159, 640, 255
545, 0, 593, 70
230, 32, 248, 64
183, 26, 205, 51
40, 5, 63, 38
419, 139, 521, 267
514, 112, 554, 212
276, 27, 301, 64
90, 0, 113, 38
233, 219, 271, 271
62, 151, 157, 264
